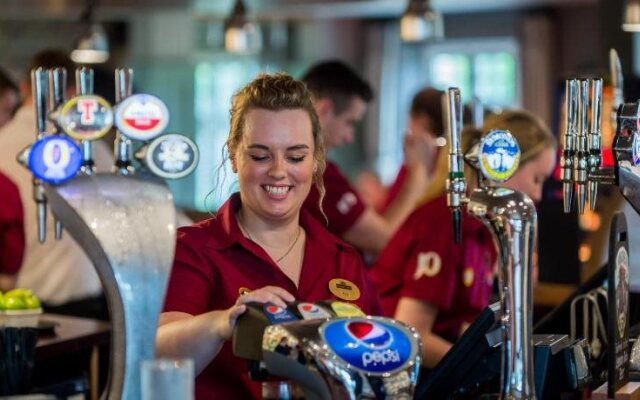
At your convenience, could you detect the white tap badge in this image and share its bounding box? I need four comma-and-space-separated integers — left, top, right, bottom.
297, 302, 331, 320
59, 95, 113, 140
115, 94, 169, 141
145, 134, 199, 179
479, 129, 520, 182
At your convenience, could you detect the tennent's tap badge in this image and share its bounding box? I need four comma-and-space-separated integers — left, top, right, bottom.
479, 129, 520, 182
115, 94, 169, 141
58, 95, 113, 140
321, 317, 419, 375
28, 136, 82, 184
145, 134, 199, 179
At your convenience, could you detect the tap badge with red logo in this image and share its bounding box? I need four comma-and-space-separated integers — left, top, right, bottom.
115, 94, 169, 141
145, 134, 199, 179
263, 304, 299, 324
479, 129, 520, 182
320, 317, 418, 375
28, 136, 83, 184
58, 95, 114, 141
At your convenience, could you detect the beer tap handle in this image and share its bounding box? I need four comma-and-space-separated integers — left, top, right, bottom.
610, 49, 624, 133
114, 68, 135, 175
31, 68, 49, 243
587, 78, 603, 211
561, 79, 578, 213
574, 79, 590, 214
49, 68, 68, 240
445, 87, 466, 244
76, 67, 96, 175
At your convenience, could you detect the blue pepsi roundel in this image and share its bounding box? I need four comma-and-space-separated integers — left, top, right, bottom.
28, 136, 82, 184
633, 135, 640, 166
320, 318, 415, 375
479, 129, 520, 182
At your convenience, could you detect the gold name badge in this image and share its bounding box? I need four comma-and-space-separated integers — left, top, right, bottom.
331, 301, 365, 317
328, 278, 361, 301
238, 287, 251, 296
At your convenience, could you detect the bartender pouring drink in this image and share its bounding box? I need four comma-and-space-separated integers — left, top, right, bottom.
156, 73, 381, 399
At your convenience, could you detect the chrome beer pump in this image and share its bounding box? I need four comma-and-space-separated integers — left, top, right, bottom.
20, 66, 199, 400
445, 88, 537, 399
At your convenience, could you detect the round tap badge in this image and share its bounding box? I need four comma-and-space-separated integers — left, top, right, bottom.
144, 134, 199, 179
115, 94, 169, 141
58, 95, 114, 140
320, 317, 418, 375
633, 134, 640, 166
478, 129, 520, 182
28, 136, 82, 184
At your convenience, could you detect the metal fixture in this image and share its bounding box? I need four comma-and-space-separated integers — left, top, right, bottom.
400, 0, 443, 42
623, 0, 640, 32
224, 0, 262, 54
71, 0, 109, 64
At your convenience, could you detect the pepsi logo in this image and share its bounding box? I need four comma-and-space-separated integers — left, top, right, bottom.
346, 321, 392, 349
266, 305, 284, 315
302, 304, 315, 312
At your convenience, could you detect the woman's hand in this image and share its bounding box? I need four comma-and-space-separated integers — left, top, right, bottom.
235, 285, 295, 309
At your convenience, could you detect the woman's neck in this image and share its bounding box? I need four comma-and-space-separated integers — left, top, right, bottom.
236, 207, 301, 249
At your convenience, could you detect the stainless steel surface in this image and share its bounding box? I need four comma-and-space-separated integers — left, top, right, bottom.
76, 67, 96, 176
574, 79, 589, 214
114, 68, 135, 176
445, 88, 465, 243
49, 67, 68, 240
467, 187, 537, 399
45, 174, 176, 400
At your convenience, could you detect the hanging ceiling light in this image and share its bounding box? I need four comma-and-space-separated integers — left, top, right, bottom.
400, 0, 443, 43
623, 0, 640, 32
224, 0, 262, 54
71, 0, 109, 64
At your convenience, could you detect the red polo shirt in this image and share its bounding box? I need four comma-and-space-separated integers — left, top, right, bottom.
370, 195, 496, 342
303, 161, 366, 235
164, 193, 381, 400
0, 172, 24, 275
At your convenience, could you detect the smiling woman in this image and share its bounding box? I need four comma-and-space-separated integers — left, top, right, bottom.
156, 73, 381, 400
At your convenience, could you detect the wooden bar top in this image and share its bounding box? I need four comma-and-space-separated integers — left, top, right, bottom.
36, 314, 111, 360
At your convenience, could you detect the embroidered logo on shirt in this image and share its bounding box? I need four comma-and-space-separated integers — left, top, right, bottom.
463, 267, 475, 287
328, 278, 361, 301
337, 192, 357, 215
413, 252, 442, 280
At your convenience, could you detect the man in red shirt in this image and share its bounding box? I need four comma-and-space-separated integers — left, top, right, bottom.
301, 61, 434, 254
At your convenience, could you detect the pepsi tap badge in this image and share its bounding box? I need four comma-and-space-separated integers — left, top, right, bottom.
28, 136, 83, 184
144, 134, 199, 179
320, 317, 419, 375
478, 129, 520, 182
115, 94, 169, 141
58, 95, 114, 140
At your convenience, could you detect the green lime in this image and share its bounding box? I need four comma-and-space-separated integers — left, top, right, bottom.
0, 293, 5, 310
5, 288, 33, 299
25, 296, 41, 309
5, 296, 27, 310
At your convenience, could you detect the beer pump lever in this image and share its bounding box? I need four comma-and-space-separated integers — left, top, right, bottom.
48, 67, 68, 240
76, 67, 96, 175
30, 68, 50, 243
445, 88, 466, 244
114, 68, 135, 175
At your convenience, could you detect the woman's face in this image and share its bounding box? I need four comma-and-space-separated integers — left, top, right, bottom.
504, 147, 556, 203
233, 108, 317, 222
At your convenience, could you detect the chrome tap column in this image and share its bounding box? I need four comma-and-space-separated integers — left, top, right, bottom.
445, 88, 536, 399
20, 67, 199, 400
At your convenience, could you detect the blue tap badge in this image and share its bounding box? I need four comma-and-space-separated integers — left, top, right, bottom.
145, 134, 199, 179
115, 94, 169, 141
633, 135, 640, 166
320, 317, 417, 375
263, 304, 299, 324
479, 129, 520, 182
28, 136, 82, 184
58, 95, 114, 140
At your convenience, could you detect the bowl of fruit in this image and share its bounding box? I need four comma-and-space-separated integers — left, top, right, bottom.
0, 289, 42, 327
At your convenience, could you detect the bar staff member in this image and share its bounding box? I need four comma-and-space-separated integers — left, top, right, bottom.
371, 110, 556, 368
157, 73, 381, 399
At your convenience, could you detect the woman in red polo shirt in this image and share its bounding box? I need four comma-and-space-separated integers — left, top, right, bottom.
370, 110, 556, 368
156, 73, 381, 399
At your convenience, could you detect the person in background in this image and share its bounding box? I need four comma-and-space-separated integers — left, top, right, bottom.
301, 61, 435, 255
0, 49, 113, 319
370, 110, 557, 368
380, 87, 445, 213
157, 73, 381, 399
0, 68, 23, 291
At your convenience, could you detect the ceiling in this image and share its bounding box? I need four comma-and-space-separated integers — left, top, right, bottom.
0, 0, 596, 20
